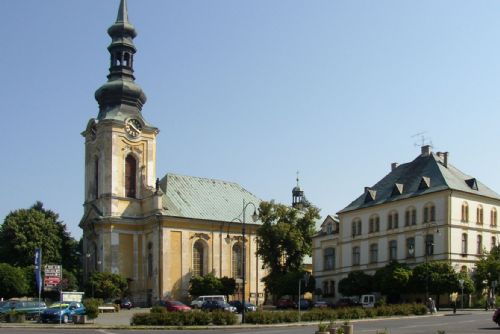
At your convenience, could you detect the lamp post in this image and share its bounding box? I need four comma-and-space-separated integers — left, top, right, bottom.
232, 199, 258, 324
298, 272, 310, 323
424, 221, 439, 301
458, 279, 464, 310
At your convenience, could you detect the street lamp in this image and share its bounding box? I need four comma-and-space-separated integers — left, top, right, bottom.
232, 199, 258, 324
298, 272, 310, 323
424, 221, 440, 300
458, 279, 464, 309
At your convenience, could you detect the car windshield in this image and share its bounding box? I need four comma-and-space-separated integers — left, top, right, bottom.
48, 303, 69, 309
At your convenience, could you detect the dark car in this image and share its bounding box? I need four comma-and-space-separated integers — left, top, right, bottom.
201, 300, 236, 312
228, 301, 257, 313
161, 300, 191, 312
0, 300, 47, 320
312, 300, 331, 308
493, 308, 500, 326
276, 299, 296, 309
115, 298, 133, 310
295, 299, 311, 310
334, 298, 360, 308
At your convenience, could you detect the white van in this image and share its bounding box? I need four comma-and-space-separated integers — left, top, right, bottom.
190, 295, 226, 308
360, 294, 375, 308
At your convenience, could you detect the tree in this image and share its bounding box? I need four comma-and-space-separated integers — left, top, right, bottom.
0, 202, 79, 273
0, 263, 28, 299
262, 271, 315, 299
189, 273, 223, 297
411, 261, 459, 305
338, 271, 372, 297
220, 276, 236, 299
373, 261, 412, 303
473, 246, 500, 295
87, 272, 128, 300
256, 201, 319, 299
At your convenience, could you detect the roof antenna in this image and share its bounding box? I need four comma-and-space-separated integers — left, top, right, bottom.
411, 131, 432, 148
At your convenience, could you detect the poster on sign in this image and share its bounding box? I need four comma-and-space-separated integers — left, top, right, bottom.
44, 264, 62, 291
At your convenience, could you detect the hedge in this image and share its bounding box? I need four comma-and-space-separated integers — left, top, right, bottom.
130, 303, 428, 326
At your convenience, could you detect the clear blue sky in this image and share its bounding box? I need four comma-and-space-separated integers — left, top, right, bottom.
1, 0, 500, 240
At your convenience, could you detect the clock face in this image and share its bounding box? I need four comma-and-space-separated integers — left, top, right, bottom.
125, 119, 142, 137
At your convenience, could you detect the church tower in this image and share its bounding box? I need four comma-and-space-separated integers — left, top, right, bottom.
80, 0, 161, 288
292, 172, 311, 209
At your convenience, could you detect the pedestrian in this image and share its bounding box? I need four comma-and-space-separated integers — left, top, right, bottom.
428, 298, 436, 314
453, 300, 457, 314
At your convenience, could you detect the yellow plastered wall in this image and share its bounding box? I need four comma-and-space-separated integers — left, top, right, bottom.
119, 234, 134, 279
168, 231, 182, 299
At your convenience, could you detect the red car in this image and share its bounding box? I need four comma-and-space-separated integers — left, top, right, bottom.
276, 299, 296, 309
162, 300, 191, 312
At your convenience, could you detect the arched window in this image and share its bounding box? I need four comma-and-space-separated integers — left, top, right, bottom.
387, 211, 399, 230
423, 203, 435, 223
461, 202, 469, 222
405, 207, 417, 226
193, 240, 205, 277
232, 243, 243, 278
369, 215, 380, 233
477, 205, 484, 225
125, 154, 137, 198
94, 158, 99, 199
324, 248, 335, 270
477, 235, 483, 255
352, 218, 362, 237
461, 234, 468, 255
491, 208, 498, 227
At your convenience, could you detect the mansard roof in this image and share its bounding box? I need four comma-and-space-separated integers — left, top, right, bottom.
159, 173, 262, 223
338, 150, 500, 214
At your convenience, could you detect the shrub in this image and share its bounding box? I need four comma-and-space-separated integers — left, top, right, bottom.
211, 310, 237, 325
83, 298, 101, 320
364, 307, 376, 318
411, 303, 428, 315
150, 306, 167, 314
345, 307, 365, 319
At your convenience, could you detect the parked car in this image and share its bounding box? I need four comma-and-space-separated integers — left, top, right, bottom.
0, 300, 47, 320
360, 294, 376, 308
312, 300, 331, 308
201, 300, 237, 312
40, 302, 85, 323
228, 301, 257, 313
114, 298, 133, 310
276, 299, 296, 309
295, 299, 312, 310
161, 300, 191, 312
333, 298, 360, 308
190, 295, 226, 309
493, 308, 500, 326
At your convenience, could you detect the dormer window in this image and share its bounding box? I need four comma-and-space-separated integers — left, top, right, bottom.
418, 177, 431, 190
465, 178, 478, 191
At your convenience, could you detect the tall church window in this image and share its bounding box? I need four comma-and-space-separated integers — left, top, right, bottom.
193, 240, 205, 277
94, 158, 99, 199
125, 154, 137, 198
232, 243, 243, 278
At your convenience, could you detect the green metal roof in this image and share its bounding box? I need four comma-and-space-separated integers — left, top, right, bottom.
339, 151, 500, 214
159, 173, 262, 224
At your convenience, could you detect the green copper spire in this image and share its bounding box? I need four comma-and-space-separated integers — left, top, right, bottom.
95, 0, 146, 117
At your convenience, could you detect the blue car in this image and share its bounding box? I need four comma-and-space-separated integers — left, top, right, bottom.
40, 302, 85, 323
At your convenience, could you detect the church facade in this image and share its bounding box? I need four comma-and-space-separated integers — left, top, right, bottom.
79, 0, 266, 306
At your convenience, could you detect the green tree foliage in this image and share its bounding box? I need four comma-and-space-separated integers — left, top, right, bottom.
0, 202, 79, 273
0, 263, 28, 299
87, 272, 128, 300
338, 270, 373, 296
189, 273, 223, 297
262, 271, 315, 299
219, 276, 236, 299
411, 261, 459, 301
473, 246, 500, 294
256, 201, 319, 298
373, 261, 412, 302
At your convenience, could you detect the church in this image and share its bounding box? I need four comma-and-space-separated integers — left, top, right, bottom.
79, 0, 272, 306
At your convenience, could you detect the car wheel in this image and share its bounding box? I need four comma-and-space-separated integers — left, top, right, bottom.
62, 314, 69, 324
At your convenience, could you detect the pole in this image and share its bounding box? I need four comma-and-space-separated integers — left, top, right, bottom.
242, 199, 246, 324
298, 278, 301, 322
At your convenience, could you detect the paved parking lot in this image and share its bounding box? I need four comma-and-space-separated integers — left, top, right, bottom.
93, 308, 150, 326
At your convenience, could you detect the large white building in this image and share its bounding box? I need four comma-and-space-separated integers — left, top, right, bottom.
313, 145, 500, 300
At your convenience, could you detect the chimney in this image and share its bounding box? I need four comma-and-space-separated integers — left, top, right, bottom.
443, 152, 449, 167
391, 163, 399, 171
421, 145, 431, 156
